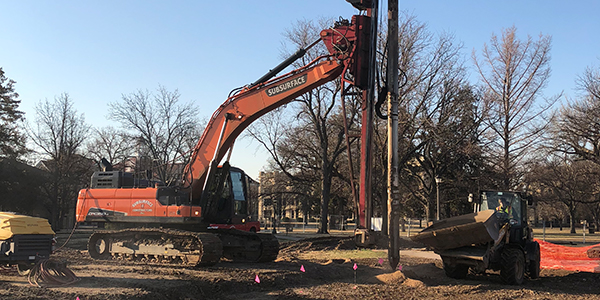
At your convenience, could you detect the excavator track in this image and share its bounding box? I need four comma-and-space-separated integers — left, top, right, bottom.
256, 232, 280, 262
212, 229, 279, 263
87, 228, 223, 267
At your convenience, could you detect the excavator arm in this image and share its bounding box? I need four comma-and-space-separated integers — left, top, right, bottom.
183, 15, 371, 200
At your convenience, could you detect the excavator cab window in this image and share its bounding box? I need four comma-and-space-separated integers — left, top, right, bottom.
209, 169, 249, 223
218, 175, 231, 210
230, 170, 248, 216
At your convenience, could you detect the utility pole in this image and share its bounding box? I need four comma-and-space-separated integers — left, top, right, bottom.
387, 0, 400, 270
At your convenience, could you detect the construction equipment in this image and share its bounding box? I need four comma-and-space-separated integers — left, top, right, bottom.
412, 190, 540, 285
76, 14, 372, 267
0, 212, 55, 275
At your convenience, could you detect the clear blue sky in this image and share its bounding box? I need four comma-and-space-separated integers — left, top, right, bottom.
2, 1, 599, 179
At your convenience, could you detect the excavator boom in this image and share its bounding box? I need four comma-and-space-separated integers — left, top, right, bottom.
185, 58, 343, 196
184, 15, 371, 200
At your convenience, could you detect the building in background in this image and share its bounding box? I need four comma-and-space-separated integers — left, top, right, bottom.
258, 171, 303, 227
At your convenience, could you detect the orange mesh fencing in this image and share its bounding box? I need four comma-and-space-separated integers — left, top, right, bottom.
536, 239, 600, 273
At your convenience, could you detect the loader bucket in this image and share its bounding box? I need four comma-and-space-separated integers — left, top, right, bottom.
411, 210, 501, 251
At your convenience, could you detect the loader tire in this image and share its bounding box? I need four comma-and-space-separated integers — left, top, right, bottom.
500, 247, 525, 285
443, 260, 468, 279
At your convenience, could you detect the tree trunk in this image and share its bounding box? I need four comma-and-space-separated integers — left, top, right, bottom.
569, 206, 577, 234
318, 166, 332, 234
559, 219, 562, 231
503, 117, 511, 190
51, 182, 60, 231
424, 203, 431, 224
50, 201, 59, 231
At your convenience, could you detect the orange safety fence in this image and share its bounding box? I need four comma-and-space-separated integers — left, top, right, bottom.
536, 239, 600, 273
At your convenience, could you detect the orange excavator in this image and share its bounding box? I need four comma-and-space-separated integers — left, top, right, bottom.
75, 15, 372, 266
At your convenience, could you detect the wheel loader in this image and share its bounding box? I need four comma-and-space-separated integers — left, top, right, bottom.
0, 212, 55, 274
411, 190, 540, 285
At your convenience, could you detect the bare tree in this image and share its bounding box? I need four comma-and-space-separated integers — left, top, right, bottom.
552, 64, 600, 165
413, 85, 486, 220
86, 126, 133, 168
553, 98, 600, 165
108, 86, 201, 186
579, 64, 600, 100
248, 18, 355, 233
531, 156, 600, 233
377, 13, 483, 222
473, 26, 559, 190
535, 198, 568, 229
28, 93, 92, 229
547, 63, 600, 230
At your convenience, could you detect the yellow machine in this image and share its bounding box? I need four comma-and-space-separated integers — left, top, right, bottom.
0, 212, 55, 273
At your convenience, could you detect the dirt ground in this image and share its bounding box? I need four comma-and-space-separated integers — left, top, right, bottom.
0, 232, 599, 300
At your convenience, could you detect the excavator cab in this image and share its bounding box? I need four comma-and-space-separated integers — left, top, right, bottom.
200, 164, 258, 232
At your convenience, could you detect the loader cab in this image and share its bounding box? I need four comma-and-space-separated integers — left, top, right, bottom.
480, 191, 523, 226
479, 190, 530, 245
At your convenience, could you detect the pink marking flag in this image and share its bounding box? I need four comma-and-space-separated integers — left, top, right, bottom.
77, 298, 80, 300
398, 265, 403, 271
255, 274, 260, 283
353, 263, 358, 270
378, 258, 384, 265
300, 265, 306, 272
